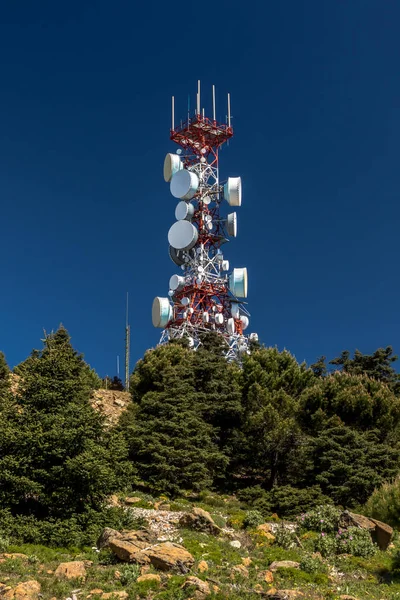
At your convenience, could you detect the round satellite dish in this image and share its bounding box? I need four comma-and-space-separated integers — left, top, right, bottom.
170, 169, 199, 200
224, 176, 242, 206
227, 317, 235, 335
229, 267, 248, 298
176, 149, 182, 155
169, 274, 185, 291
205, 214, 212, 223
206, 222, 213, 231
182, 311, 188, 319
200, 157, 206, 163
197, 266, 204, 273
163, 153, 183, 183
188, 307, 194, 314
169, 245, 195, 266
240, 315, 249, 330
215, 313, 224, 325
201, 148, 207, 154
238, 344, 248, 354
231, 303, 240, 318
249, 332, 259, 342
168, 220, 199, 250
227, 212, 237, 237
181, 297, 190, 306
152, 297, 173, 328
203, 196, 211, 205
175, 201, 195, 221
222, 260, 229, 271
187, 336, 194, 348
202, 311, 209, 323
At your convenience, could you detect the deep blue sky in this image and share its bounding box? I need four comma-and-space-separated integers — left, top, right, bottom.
1, 1, 399, 378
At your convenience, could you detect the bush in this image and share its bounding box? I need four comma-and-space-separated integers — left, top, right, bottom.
314, 533, 337, 557
364, 476, 400, 528
119, 563, 140, 585
299, 554, 327, 574
299, 505, 340, 533
0, 533, 9, 552
243, 510, 264, 529
336, 526, 377, 558
243, 485, 331, 519
274, 524, 297, 549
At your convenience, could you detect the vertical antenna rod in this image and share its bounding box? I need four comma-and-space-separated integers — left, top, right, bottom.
197, 80, 201, 115
212, 85, 216, 122
117, 355, 120, 378
125, 292, 130, 391
227, 93, 231, 128
171, 96, 175, 130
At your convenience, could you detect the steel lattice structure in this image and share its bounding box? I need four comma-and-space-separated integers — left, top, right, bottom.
152, 82, 258, 361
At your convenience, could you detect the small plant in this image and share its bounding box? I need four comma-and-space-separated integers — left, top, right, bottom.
98, 549, 119, 565
300, 554, 327, 574
314, 533, 337, 557
336, 526, 377, 558
299, 505, 340, 533
0, 534, 9, 552
243, 510, 264, 529
27, 554, 39, 564
274, 524, 297, 549
365, 476, 400, 528
119, 563, 140, 585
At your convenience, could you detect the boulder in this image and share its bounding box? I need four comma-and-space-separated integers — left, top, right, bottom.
269, 561, 300, 571
179, 507, 221, 535
89, 590, 103, 595
136, 574, 161, 584
257, 523, 274, 534
125, 497, 142, 505
54, 561, 87, 580
230, 540, 241, 549
370, 518, 393, 550
2, 580, 41, 600
242, 557, 252, 567
120, 529, 155, 544
339, 511, 375, 531
136, 542, 194, 571
108, 539, 149, 563
182, 576, 210, 599
96, 528, 122, 549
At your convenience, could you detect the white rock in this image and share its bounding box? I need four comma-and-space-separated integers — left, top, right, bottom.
230, 540, 241, 548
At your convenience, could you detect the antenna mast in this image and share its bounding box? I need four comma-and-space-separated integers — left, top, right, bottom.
125, 292, 130, 390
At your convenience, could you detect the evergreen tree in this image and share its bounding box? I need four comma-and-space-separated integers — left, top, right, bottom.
300, 372, 400, 506
329, 346, 400, 394
122, 343, 227, 496
109, 376, 124, 391
310, 355, 327, 378
237, 347, 315, 490
0, 326, 131, 518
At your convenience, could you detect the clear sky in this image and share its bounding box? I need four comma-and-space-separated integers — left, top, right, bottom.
1, 0, 399, 378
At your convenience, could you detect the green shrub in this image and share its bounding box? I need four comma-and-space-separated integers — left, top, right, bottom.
336, 526, 377, 557
119, 563, 140, 585
243, 510, 264, 529
274, 524, 297, 549
299, 554, 327, 574
239, 485, 331, 519
365, 476, 400, 528
299, 504, 340, 533
0, 533, 9, 552
314, 533, 337, 557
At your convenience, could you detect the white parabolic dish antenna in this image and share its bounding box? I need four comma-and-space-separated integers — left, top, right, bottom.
170, 169, 199, 200
175, 201, 195, 221
169, 274, 185, 291
229, 267, 248, 298
227, 212, 237, 237
168, 220, 199, 250
224, 176, 242, 207
152, 297, 173, 328
163, 153, 183, 182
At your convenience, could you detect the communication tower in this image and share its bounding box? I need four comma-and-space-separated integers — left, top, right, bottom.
152, 81, 258, 361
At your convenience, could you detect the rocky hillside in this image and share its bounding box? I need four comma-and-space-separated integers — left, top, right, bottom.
9, 374, 129, 425
0, 493, 399, 600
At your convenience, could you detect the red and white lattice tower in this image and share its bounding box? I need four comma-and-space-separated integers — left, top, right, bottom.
152, 81, 258, 361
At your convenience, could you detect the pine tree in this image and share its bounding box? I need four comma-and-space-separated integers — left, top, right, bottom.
0, 326, 132, 518
300, 372, 400, 506
329, 347, 400, 394
122, 343, 227, 496
237, 347, 315, 490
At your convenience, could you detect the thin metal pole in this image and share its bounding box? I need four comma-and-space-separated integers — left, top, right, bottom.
125, 292, 130, 391
212, 85, 216, 122
171, 96, 175, 130
227, 93, 231, 128
197, 80, 201, 115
